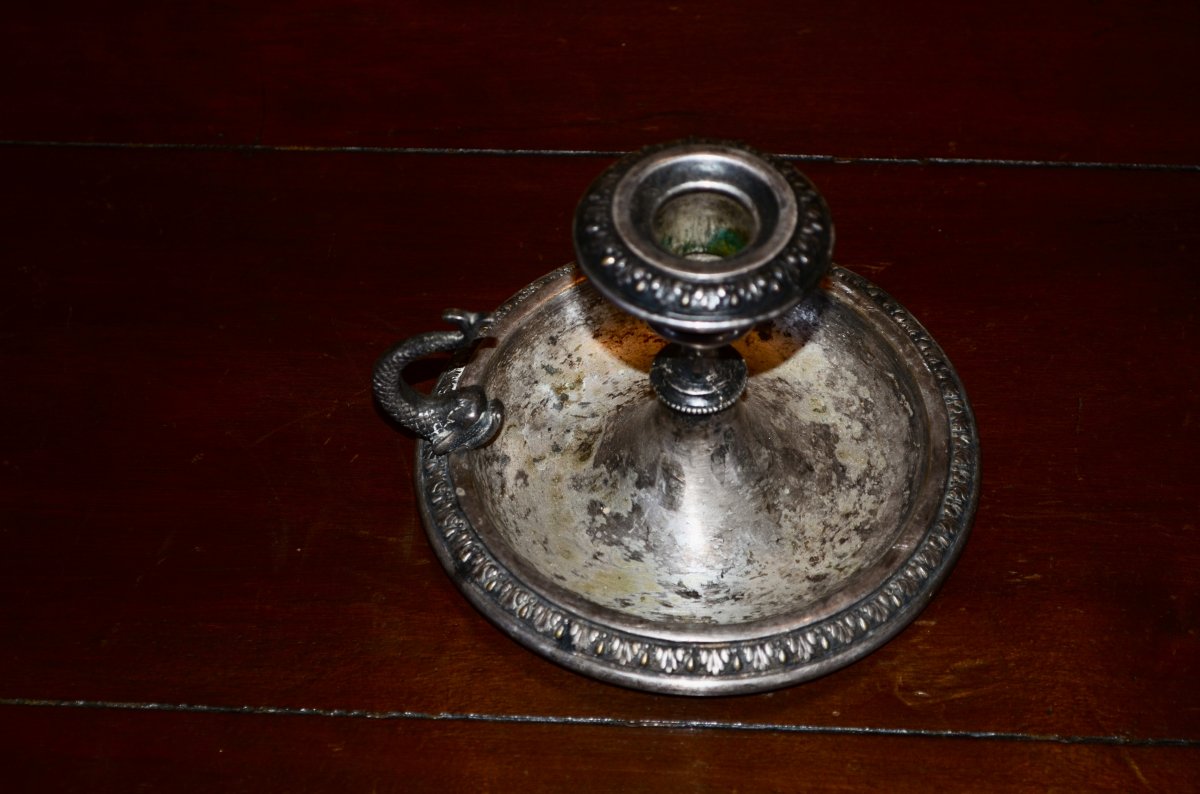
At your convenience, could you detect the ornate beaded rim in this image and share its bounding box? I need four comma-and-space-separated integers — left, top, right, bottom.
415, 266, 979, 695
573, 140, 834, 336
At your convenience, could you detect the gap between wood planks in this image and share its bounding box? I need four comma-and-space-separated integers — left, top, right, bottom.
0, 697, 1196, 749
2, 139, 1199, 173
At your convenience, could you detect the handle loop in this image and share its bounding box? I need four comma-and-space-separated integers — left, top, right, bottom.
372, 309, 503, 454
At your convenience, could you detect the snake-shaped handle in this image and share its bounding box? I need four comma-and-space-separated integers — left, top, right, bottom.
372, 309, 503, 455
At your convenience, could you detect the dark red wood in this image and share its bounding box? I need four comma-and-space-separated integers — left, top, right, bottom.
0, 147, 1196, 763
3, 1, 1200, 164
2, 705, 1196, 792
3, 1, 1199, 785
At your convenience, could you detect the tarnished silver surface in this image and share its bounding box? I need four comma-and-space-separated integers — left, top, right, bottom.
415, 264, 978, 694
574, 140, 833, 415
574, 140, 831, 340
377, 140, 978, 694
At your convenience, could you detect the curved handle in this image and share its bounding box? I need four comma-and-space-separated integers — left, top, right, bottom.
372, 309, 503, 455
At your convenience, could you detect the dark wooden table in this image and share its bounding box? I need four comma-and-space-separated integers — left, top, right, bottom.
2, 2, 1198, 789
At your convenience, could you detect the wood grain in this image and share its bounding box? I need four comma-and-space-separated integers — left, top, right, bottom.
3, 2, 1199, 785
2, 705, 1197, 792
1, 148, 1196, 752
3, 1, 1199, 164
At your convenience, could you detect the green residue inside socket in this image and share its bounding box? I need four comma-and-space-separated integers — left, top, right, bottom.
660, 227, 749, 259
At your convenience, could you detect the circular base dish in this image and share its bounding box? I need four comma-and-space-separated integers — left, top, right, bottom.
416, 265, 978, 695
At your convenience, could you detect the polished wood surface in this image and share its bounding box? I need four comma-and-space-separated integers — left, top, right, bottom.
1, 2, 1197, 790
6, 1, 1200, 164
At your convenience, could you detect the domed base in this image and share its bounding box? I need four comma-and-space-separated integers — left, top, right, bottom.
418, 265, 978, 693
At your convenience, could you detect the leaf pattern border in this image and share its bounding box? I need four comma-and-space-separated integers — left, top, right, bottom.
417, 266, 980, 686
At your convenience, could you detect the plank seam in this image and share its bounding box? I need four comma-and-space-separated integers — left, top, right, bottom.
1, 139, 1198, 172
1, 697, 1195, 748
